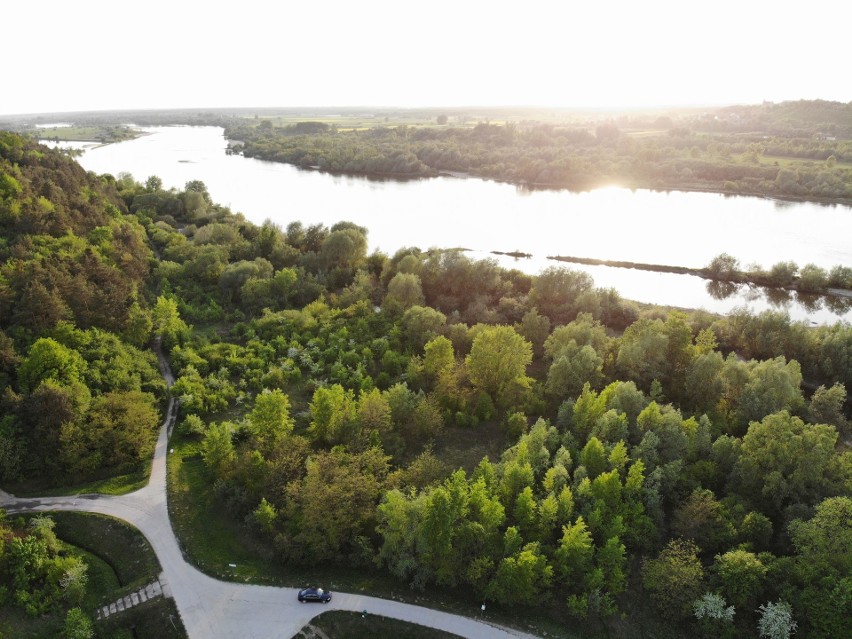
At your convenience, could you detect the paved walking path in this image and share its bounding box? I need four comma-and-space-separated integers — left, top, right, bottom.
0, 349, 540, 639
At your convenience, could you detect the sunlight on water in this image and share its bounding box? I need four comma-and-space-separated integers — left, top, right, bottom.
72, 126, 852, 325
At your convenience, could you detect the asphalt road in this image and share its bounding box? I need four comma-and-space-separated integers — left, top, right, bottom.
1, 355, 541, 639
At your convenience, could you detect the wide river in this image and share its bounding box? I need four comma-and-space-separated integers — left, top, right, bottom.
47, 126, 852, 324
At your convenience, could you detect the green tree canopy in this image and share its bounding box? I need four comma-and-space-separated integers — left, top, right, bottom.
732, 411, 846, 514
465, 325, 533, 411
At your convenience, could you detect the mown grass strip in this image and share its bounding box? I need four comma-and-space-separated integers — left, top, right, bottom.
294, 610, 463, 639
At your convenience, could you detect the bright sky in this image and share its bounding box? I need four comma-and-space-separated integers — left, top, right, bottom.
4, 0, 849, 116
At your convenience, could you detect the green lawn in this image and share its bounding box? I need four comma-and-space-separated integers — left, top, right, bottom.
293, 611, 463, 639
50, 512, 162, 589
8, 469, 150, 498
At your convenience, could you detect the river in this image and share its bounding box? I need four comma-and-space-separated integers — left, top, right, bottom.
44, 126, 852, 324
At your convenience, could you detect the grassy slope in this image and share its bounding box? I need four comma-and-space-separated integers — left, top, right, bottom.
293, 610, 463, 639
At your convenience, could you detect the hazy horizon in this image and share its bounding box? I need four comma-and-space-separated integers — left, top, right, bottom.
6, 1, 849, 118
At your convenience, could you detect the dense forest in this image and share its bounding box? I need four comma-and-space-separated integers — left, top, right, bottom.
223, 100, 852, 202
0, 132, 850, 638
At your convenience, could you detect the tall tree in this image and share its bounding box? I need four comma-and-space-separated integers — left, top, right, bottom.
466, 325, 532, 411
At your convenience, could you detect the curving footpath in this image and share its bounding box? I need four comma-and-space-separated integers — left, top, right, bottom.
0, 351, 540, 639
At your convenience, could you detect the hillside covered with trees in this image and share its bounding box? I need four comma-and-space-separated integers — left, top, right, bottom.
0, 132, 850, 638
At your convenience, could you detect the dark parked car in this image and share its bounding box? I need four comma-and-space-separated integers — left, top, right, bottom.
297, 587, 332, 603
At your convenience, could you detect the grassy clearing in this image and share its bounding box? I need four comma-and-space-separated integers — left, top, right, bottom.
430, 421, 514, 474
97, 597, 185, 639
0, 605, 65, 639
34, 125, 138, 142
293, 611, 463, 639
167, 436, 285, 582
8, 469, 150, 498
50, 512, 162, 588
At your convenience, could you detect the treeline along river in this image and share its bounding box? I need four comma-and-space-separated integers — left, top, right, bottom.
45, 126, 852, 324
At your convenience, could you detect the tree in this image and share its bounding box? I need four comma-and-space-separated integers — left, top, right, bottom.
320, 227, 367, 270
756, 600, 797, 639
786, 495, 852, 637
544, 313, 610, 359
124, 300, 153, 348
417, 472, 474, 586
530, 267, 594, 324
714, 549, 767, 608
579, 437, 607, 479
808, 382, 849, 437
423, 335, 455, 384
789, 496, 852, 578
357, 387, 392, 437
144, 175, 163, 191
377, 488, 426, 582
466, 325, 532, 411
553, 517, 594, 583
797, 263, 827, 292
616, 318, 669, 392
248, 389, 294, 450
693, 593, 735, 638
308, 384, 357, 445
184, 179, 210, 197
284, 447, 389, 563
437, 114, 449, 125
63, 607, 94, 639
672, 489, 732, 555
59, 559, 89, 605
202, 421, 236, 479
684, 351, 725, 416
486, 542, 553, 606
733, 411, 844, 514
152, 295, 189, 351
515, 308, 551, 358
733, 357, 803, 430
60, 391, 159, 476
545, 346, 604, 400
401, 305, 446, 351
706, 253, 741, 279
767, 261, 798, 287
385, 272, 425, 310
642, 538, 705, 619
17, 337, 86, 393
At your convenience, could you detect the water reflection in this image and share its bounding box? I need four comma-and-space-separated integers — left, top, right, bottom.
705, 279, 852, 318
825, 296, 852, 315
706, 280, 740, 300
795, 292, 823, 313
765, 287, 792, 306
